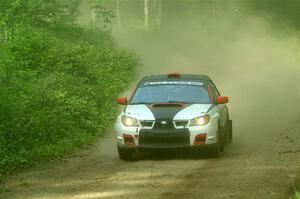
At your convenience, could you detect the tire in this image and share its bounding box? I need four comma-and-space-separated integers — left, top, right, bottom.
227, 120, 233, 144
210, 144, 220, 157
219, 126, 225, 152
117, 147, 134, 161
210, 125, 224, 157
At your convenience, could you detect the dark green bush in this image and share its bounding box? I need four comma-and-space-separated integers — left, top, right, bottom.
0, 27, 138, 173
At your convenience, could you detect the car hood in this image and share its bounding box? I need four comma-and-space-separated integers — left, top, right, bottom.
124, 104, 212, 121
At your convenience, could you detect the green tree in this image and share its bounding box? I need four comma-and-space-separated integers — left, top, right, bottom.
0, 0, 138, 175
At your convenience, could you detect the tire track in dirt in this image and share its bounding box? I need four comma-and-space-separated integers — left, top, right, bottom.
1, 124, 299, 199
156, 124, 300, 199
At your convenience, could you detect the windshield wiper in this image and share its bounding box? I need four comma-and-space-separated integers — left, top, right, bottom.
131, 101, 190, 105
130, 102, 153, 105
167, 101, 190, 104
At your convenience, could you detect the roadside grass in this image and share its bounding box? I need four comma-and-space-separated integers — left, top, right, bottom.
0, 25, 139, 179
295, 191, 300, 199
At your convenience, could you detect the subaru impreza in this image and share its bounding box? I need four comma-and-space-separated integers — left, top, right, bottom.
115, 73, 232, 160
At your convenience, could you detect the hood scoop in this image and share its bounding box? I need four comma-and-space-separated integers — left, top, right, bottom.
152, 103, 184, 108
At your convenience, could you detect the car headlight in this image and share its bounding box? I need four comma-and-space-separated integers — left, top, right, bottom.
121, 115, 139, 127
189, 115, 210, 126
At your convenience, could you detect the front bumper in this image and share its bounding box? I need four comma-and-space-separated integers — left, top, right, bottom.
139, 128, 190, 147
117, 141, 218, 154
115, 118, 219, 150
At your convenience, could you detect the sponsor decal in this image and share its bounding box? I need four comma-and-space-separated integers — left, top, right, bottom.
144, 81, 203, 86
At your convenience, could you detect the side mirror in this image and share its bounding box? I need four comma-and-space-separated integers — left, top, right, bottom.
217, 96, 229, 104
117, 97, 127, 105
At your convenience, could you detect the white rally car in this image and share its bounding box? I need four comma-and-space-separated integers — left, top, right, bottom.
115, 73, 232, 160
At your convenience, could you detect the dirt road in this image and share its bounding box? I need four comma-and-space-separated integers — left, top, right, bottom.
1, 121, 300, 199
1, 1, 300, 198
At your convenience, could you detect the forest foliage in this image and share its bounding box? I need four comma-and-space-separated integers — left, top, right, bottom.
1, 0, 300, 177
0, 0, 138, 175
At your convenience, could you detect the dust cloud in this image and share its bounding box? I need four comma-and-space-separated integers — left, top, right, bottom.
112, 2, 300, 137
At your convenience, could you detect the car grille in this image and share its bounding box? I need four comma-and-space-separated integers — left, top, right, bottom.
153, 119, 174, 130
140, 121, 154, 128
139, 129, 190, 147
174, 121, 189, 128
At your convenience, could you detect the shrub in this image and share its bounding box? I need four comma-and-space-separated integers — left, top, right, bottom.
0, 26, 138, 173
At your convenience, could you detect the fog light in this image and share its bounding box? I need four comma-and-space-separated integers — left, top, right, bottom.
123, 134, 135, 146
194, 134, 206, 145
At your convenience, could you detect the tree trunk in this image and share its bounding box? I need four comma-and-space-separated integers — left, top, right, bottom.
116, 0, 121, 29
298, 58, 300, 123
144, 0, 149, 29
156, 0, 162, 32
91, 5, 97, 28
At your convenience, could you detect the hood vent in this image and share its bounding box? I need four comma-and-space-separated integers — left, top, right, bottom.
152, 103, 184, 108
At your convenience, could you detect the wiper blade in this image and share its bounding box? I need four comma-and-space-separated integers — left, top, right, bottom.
130, 102, 152, 105
167, 101, 190, 104
131, 101, 190, 105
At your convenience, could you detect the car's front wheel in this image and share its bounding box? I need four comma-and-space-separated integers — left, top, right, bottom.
227, 120, 233, 144
117, 147, 134, 161
210, 125, 225, 157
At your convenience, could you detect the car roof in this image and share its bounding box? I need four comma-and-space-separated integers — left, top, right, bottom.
139, 74, 211, 84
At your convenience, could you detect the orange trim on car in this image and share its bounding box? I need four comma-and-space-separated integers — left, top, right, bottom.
217, 96, 229, 104
123, 134, 135, 146
168, 72, 181, 78
194, 134, 207, 145
117, 97, 127, 105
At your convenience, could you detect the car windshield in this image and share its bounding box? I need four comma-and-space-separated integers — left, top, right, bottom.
130, 83, 211, 104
